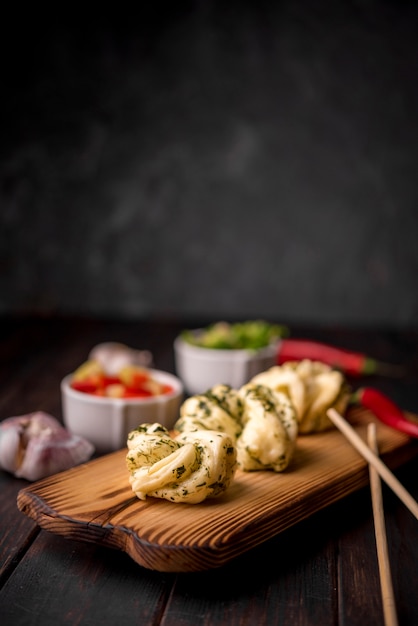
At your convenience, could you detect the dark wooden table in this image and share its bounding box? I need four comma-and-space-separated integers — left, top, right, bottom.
1, 316, 417, 626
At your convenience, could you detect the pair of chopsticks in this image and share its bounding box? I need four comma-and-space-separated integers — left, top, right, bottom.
327, 409, 418, 626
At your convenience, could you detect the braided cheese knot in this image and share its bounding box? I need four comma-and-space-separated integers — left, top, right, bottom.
126, 423, 237, 504
175, 383, 298, 473
174, 384, 243, 441
236, 384, 298, 472
251, 360, 350, 433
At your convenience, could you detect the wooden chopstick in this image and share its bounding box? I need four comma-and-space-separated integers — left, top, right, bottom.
367, 423, 399, 626
326, 408, 418, 520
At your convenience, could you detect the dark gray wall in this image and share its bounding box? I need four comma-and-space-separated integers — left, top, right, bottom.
1, 1, 418, 326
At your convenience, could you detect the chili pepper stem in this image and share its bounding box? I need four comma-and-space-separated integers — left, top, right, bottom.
372, 362, 408, 378
362, 357, 405, 376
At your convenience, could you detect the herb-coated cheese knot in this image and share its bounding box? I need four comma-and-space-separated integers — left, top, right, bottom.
175, 383, 298, 472
126, 422, 237, 503
251, 360, 351, 433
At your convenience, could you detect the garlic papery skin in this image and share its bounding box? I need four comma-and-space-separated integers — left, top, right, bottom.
0, 412, 94, 481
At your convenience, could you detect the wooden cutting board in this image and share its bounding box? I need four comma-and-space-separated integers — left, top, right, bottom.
17, 407, 418, 573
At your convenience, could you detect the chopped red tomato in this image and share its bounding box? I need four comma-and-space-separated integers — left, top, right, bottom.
102, 376, 122, 386
123, 388, 154, 398
71, 380, 100, 394
70, 360, 173, 399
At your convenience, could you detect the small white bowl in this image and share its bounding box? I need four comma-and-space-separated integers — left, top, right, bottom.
174, 333, 281, 395
61, 369, 184, 454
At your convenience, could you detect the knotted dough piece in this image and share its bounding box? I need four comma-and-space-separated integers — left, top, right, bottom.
251, 360, 350, 433
174, 383, 298, 472
236, 384, 298, 472
174, 384, 243, 441
126, 423, 237, 503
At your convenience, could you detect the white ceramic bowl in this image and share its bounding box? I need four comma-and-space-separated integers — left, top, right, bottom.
61, 369, 184, 454
174, 333, 281, 395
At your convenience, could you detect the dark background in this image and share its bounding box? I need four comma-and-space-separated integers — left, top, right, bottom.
1, 0, 417, 327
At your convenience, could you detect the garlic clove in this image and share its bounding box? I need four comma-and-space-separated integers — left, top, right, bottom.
0, 412, 94, 481
0, 424, 22, 473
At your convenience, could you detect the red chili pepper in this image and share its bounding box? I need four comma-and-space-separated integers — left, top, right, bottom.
353, 387, 418, 439
278, 339, 405, 377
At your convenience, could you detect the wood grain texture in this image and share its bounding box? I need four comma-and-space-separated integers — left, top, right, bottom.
17, 408, 418, 573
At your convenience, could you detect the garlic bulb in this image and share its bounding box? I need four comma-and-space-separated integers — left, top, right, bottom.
88, 342, 153, 375
0, 412, 94, 481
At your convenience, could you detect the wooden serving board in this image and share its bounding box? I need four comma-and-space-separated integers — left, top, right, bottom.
17, 408, 418, 573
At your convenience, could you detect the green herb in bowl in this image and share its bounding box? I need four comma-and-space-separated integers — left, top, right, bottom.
181, 320, 289, 351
